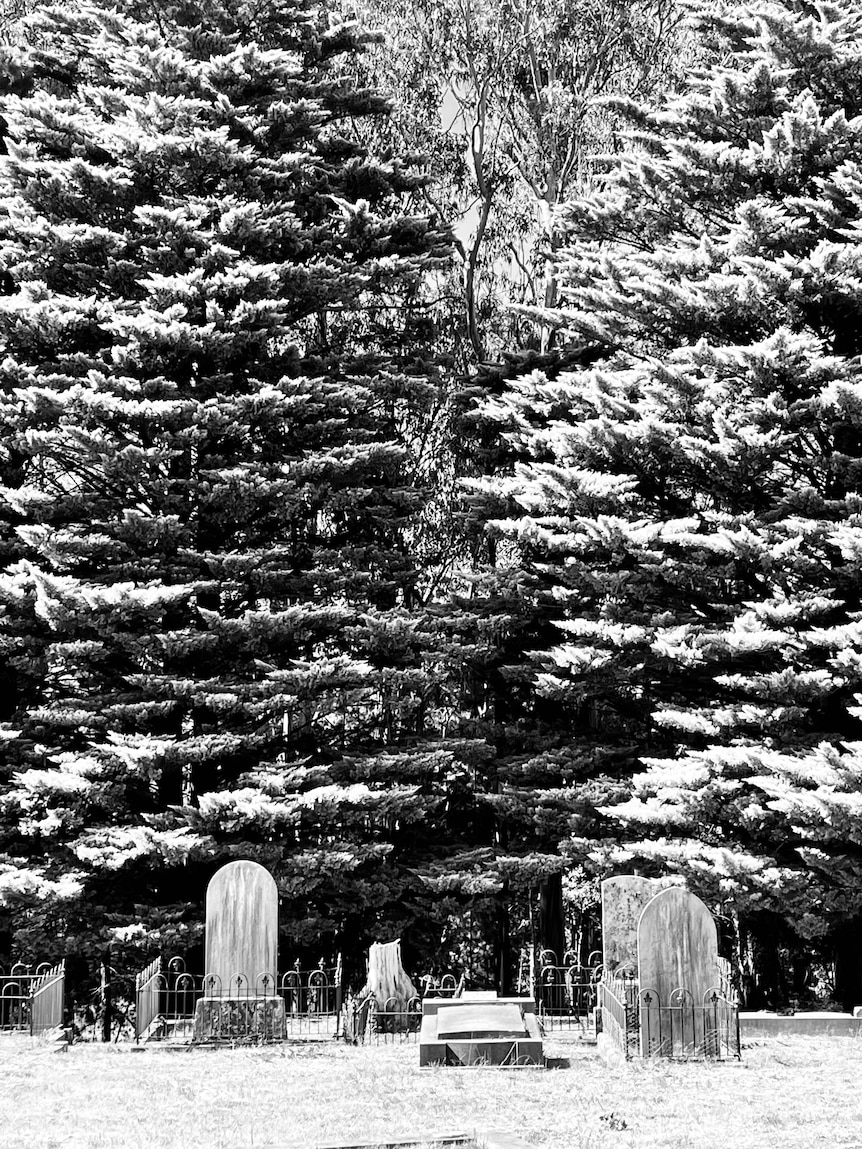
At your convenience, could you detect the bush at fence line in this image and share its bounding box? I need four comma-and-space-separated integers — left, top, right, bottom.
341, 989, 371, 1043
71, 992, 137, 1043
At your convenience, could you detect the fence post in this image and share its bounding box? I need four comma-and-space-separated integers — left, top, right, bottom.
100, 949, 113, 1043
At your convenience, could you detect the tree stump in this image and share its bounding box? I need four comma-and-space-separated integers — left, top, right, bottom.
355, 939, 418, 1035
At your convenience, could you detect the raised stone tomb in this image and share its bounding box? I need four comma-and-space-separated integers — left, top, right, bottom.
419, 998, 543, 1067
435, 1002, 527, 1040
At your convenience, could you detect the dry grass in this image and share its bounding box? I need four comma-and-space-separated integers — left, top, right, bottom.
0, 1033, 860, 1149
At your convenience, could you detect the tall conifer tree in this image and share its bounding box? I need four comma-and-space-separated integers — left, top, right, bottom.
472, 0, 862, 1003
0, 0, 470, 971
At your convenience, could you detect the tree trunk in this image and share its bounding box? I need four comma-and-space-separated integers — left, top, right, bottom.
738, 915, 786, 1009
358, 939, 417, 1011
834, 916, 862, 1011
538, 873, 566, 965
100, 950, 112, 1043
495, 896, 513, 995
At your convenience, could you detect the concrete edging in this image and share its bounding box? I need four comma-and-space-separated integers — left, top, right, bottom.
313, 1132, 532, 1149
740, 1012, 862, 1038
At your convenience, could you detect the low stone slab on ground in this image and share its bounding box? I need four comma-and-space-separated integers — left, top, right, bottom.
740, 1011, 862, 1038
313, 1131, 532, 1149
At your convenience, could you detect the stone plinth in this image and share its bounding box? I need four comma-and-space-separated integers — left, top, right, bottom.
419, 998, 543, 1067
193, 995, 285, 1042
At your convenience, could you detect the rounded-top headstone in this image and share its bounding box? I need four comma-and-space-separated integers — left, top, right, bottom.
636, 886, 719, 1005
204, 860, 278, 997
601, 875, 659, 971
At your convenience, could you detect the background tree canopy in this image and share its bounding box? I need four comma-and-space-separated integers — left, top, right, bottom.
2, 0, 862, 1009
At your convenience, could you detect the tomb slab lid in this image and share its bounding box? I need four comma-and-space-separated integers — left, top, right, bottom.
435, 1003, 527, 1039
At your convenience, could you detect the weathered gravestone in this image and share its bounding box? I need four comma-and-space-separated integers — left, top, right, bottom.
193, 860, 284, 1041
636, 886, 720, 1056
601, 875, 660, 971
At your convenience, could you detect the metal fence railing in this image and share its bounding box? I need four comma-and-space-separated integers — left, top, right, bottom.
638, 988, 741, 1059
134, 957, 162, 1042
31, 961, 66, 1035
344, 972, 465, 1045
1, 972, 32, 1032
599, 972, 740, 1060
598, 969, 639, 1057
1, 966, 39, 1032
533, 949, 602, 1031
363, 995, 423, 1043
134, 956, 344, 1043
280, 958, 343, 1035
418, 973, 462, 999
0, 962, 65, 1035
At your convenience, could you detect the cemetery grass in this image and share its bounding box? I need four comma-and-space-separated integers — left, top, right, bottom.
1, 1034, 860, 1149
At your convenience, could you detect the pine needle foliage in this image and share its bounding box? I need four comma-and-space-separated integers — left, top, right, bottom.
0, 0, 467, 970
475, 0, 862, 1002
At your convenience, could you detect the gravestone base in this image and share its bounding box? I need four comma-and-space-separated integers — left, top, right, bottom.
193, 996, 285, 1043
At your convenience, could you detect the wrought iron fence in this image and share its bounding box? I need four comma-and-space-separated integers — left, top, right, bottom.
280, 957, 343, 1035
638, 988, 740, 1059
0, 965, 38, 1032
599, 972, 740, 1060
597, 968, 639, 1057
346, 970, 464, 1045
31, 961, 65, 1035
134, 957, 163, 1041
0, 962, 64, 1035
363, 994, 423, 1043
418, 973, 462, 999
133, 955, 343, 1043
533, 949, 603, 1030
